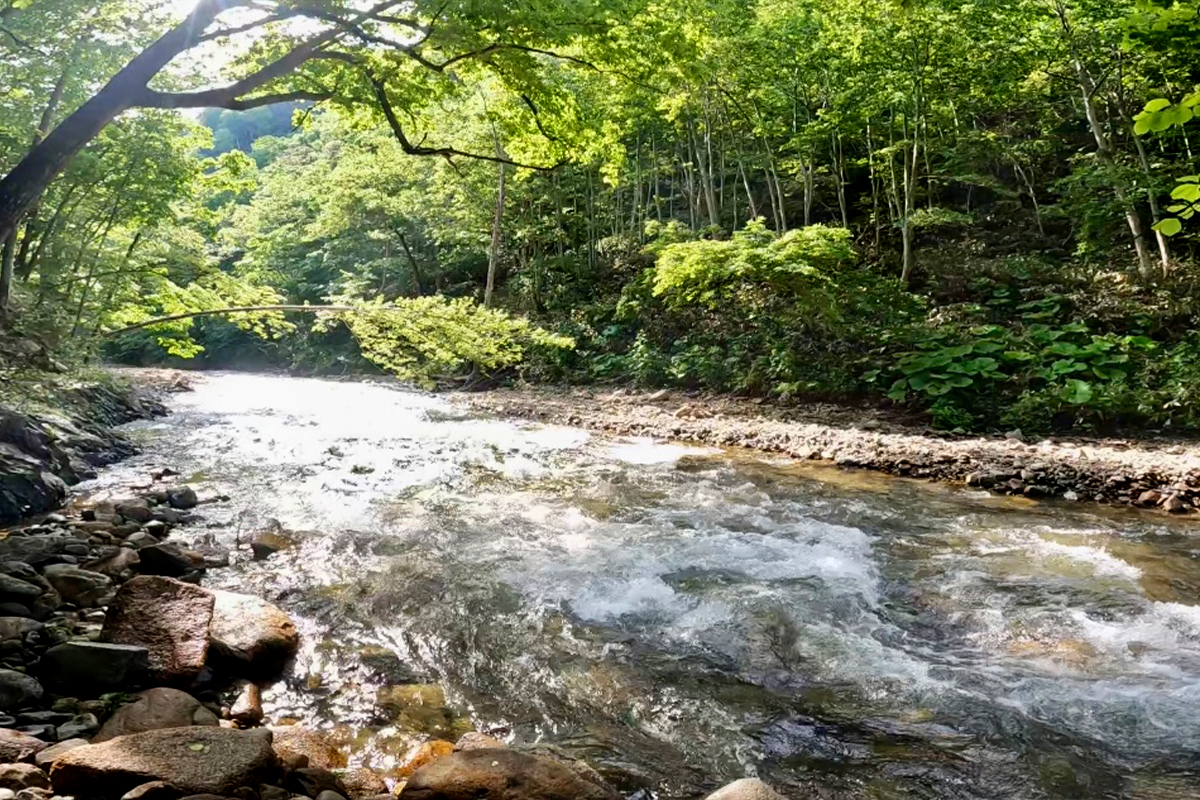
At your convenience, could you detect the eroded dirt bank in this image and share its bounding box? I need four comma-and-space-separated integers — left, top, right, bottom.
463, 387, 1200, 515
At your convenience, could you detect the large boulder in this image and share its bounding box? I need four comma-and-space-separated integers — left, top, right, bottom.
49, 727, 278, 797
38, 641, 149, 693
42, 564, 112, 607
207, 590, 298, 678
0, 443, 68, 524
705, 779, 788, 800
0, 668, 43, 710
401, 749, 620, 800
93, 688, 219, 743
101, 576, 215, 684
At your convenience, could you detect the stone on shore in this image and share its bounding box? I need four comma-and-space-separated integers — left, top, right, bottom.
120, 780, 183, 800
49, 727, 278, 797
207, 590, 299, 678
0, 670, 43, 710
42, 564, 112, 607
0, 575, 42, 604
115, 501, 155, 524
93, 688, 219, 742
137, 544, 203, 578
38, 641, 149, 693
229, 683, 263, 725
0, 619, 40, 642
705, 778, 788, 800
269, 727, 344, 771
101, 576, 215, 684
0, 763, 50, 790
0, 729, 50, 762
401, 749, 620, 800
34, 739, 88, 769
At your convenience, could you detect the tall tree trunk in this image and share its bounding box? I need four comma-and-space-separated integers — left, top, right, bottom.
484, 130, 507, 308
396, 230, 425, 295
0, 0, 234, 246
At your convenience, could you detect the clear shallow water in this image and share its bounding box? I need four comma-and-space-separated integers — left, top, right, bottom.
80, 373, 1200, 799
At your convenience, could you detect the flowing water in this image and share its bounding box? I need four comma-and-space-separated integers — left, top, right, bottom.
80, 373, 1200, 800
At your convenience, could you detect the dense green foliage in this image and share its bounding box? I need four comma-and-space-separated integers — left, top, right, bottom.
2, 0, 1200, 432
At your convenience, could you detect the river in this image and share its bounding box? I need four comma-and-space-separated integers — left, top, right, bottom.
80, 372, 1200, 799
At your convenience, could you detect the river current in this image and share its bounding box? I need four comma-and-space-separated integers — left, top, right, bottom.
80, 373, 1200, 799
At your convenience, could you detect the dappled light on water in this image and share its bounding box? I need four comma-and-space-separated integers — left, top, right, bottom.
85, 373, 1200, 799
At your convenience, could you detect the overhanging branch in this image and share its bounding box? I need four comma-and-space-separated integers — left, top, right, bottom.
104, 304, 358, 337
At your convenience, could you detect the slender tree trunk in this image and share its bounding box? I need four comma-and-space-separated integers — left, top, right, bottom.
484, 130, 507, 308
738, 161, 758, 221
0, 235, 14, 325
396, 230, 424, 295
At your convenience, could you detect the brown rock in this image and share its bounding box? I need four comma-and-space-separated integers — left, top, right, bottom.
101, 576, 215, 684
336, 768, 387, 799
0, 763, 51, 790
230, 683, 263, 725
1137, 490, 1162, 507
42, 564, 112, 607
268, 727, 344, 771
207, 590, 299, 678
397, 741, 454, 778
705, 778, 787, 800
93, 688, 220, 743
453, 733, 504, 751
49, 727, 278, 797
84, 548, 141, 578
402, 749, 619, 800
121, 781, 183, 800
1164, 494, 1188, 514
34, 739, 88, 769
0, 729, 50, 763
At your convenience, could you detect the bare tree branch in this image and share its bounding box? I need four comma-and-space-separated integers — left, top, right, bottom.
367, 72, 559, 170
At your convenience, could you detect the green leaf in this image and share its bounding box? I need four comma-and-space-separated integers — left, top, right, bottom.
1154, 217, 1184, 237
1061, 379, 1093, 405
1170, 183, 1200, 203
1144, 98, 1172, 113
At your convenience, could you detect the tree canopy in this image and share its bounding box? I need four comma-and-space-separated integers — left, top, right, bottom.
2, 0, 1199, 432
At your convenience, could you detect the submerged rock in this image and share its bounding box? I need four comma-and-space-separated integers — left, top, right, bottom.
402, 749, 620, 800
93, 688, 219, 742
166, 486, 198, 510
101, 576, 214, 684
49, 727, 277, 796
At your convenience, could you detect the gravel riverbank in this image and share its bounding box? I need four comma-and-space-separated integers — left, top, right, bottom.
464, 386, 1200, 515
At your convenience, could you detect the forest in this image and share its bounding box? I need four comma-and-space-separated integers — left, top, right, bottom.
2, 0, 1200, 434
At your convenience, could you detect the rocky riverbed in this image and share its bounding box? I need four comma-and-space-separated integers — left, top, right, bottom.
0, 473, 779, 800
0, 367, 786, 799
463, 386, 1200, 514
